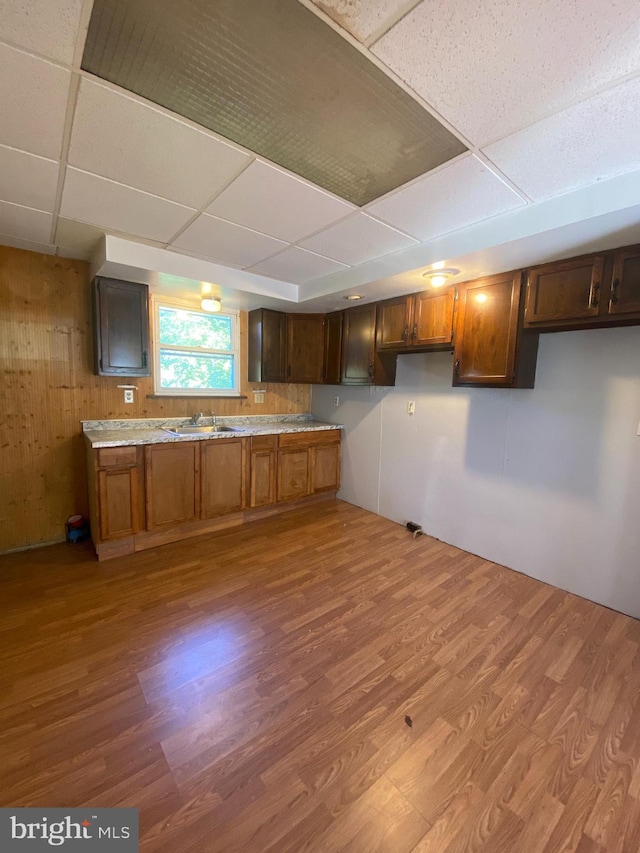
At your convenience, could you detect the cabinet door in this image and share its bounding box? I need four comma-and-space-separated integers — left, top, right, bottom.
413, 289, 454, 346
93, 277, 150, 376
323, 311, 343, 384
524, 255, 604, 325
144, 442, 199, 529
200, 438, 245, 518
609, 247, 640, 316
286, 314, 325, 383
311, 443, 341, 493
342, 304, 376, 384
376, 296, 412, 350
277, 448, 310, 501
248, 435, 277, 508
454, 272, 526, 387
97, 467, 141, 540
248, 309, 286, 382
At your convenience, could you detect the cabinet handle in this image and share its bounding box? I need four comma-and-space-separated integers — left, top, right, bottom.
412, 324, 417, 341
589, 281, 600, 308
454, 359, 460, 376
402, 326, 408, 342
368, 362, 373, 378
610, 278, 620, 306
142, 351, 148, 368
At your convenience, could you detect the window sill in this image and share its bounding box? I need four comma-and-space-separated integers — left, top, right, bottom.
146, 394, 247, 399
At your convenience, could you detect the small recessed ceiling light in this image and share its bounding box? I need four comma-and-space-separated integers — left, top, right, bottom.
422, 267, 460, 288
344, 294, 363, 301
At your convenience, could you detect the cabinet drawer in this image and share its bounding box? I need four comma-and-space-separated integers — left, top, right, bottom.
251, 434, 277, 451
278, 430, 340, 448
97, 446, 138, 469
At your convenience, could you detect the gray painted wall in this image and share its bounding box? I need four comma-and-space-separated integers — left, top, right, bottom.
311, 326, 640, 618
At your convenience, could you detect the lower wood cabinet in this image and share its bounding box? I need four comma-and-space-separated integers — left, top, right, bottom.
277, 431, 341, 501
90, 445, 144, 541
247, 435, 277, 508
144, 442, 200, 529
88, 429, 342, 560
201, 437, 246, 518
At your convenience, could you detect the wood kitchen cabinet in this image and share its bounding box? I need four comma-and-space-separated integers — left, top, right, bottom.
606, 245, 640, 317
248, 308, 287, 382
144, 441, 200, 529
286, 314, 325, 383
453, 271, 539, 388
341, 303, 397, 386
376, 289, 454, 351
89, 445, 144, 543
247, 435, 277, 508
93, 277, 150, 376
524, 245, 640, 329
277, 430, 341, 501
201, 437, 246, 518
323, 311, 343, 384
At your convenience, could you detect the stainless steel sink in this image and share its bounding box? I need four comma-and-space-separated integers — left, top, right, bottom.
162, 425, 244, 436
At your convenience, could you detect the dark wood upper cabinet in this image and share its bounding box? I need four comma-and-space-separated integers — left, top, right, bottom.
376, 289, 454, 351
323, 311, 343, 385
247, 308, 286, 383
93, 277, 150, 376
609, 246, 640, 316
342, 303, 397, 386
286, 314, 325, 383
453, 271, 538, 388
524, 245, 640, 329
524, 255, 604, 326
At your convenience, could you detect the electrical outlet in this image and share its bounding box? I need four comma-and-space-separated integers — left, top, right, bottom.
407, 400, 415, 415
333, 395, 340, 406
124, 389, 134, 404
255, 392, 265, 404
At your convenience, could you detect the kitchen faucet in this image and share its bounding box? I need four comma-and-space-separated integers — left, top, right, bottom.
189, 412, 203, 425
210, 412, 217, 426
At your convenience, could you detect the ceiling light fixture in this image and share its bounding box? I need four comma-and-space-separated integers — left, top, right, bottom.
422, 267, 460, 288
201, 296, 221, 313
344, 294, 363, 301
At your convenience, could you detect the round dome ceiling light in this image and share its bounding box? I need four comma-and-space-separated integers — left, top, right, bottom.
422, 268, 460, 288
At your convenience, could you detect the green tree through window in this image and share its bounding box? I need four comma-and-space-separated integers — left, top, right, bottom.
154, 303, 239, 394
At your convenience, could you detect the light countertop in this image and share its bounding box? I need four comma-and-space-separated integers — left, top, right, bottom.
82, 414, 343, 449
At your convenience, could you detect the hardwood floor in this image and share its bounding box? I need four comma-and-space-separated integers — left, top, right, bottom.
2, 499, 640, 851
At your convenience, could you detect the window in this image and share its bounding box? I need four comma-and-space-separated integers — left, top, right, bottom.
153, 298, 240, 396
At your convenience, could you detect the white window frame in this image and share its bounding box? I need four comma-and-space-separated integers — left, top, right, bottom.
152, 296, 241, 397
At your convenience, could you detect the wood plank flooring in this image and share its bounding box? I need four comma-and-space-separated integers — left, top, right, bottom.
2, 499, 640, 851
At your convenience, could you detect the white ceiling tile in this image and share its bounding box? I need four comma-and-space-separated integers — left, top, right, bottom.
68, 79, 252, 209
484, 77, 640, 201
0, 145, 59, 212
309, 0, 421, 43
299, 212, 418, 265
0, 233, 55, 254
0, 200, 52, 243
60, 169, 195, 243
0, 43, 70, 159
172, 214, 288, 267
0, 0, 85, 65
373, 0, 640, 146
206, 160, 355, 243
250, 246, 349, 283
367, 154, 524, 241
54, 217, 106, 259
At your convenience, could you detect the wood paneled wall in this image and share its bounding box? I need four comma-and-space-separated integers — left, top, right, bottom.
0, 246, 310, 553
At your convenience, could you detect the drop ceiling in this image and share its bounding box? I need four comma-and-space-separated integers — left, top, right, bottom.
1, 0, 640, 313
